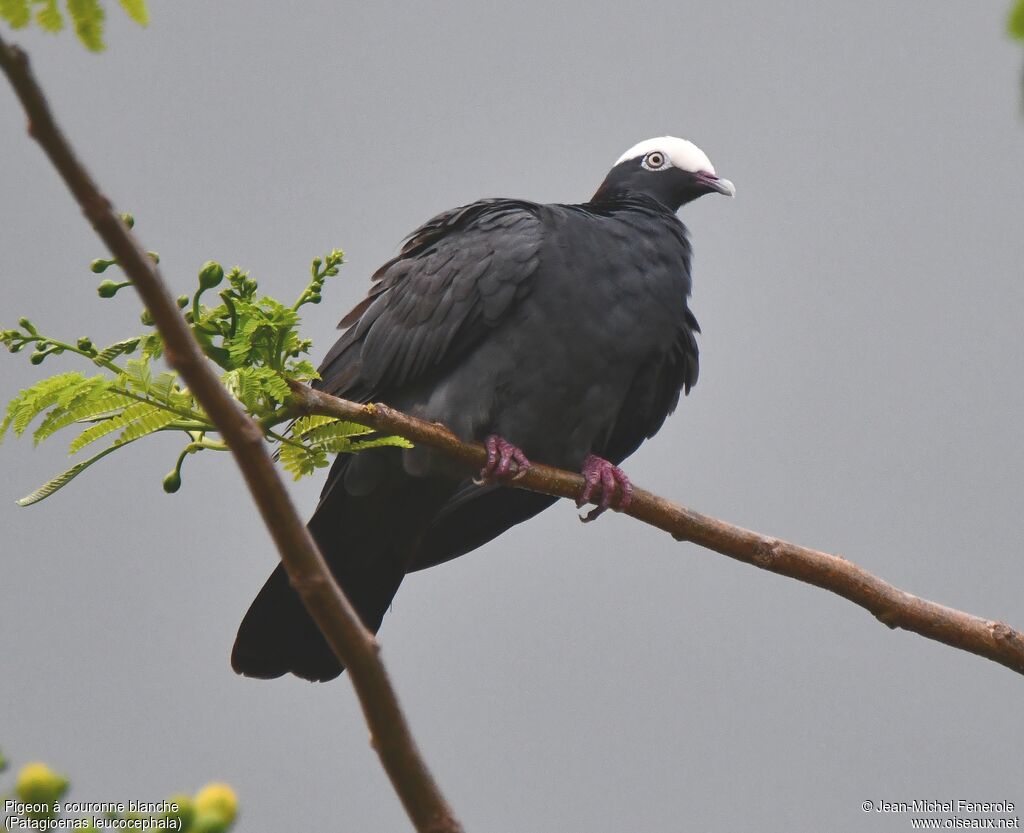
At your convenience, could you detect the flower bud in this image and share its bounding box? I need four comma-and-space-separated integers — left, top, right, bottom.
90, 258, 115, 274
198, 261, 225, 290
97, 280, 123, 298
194, 782, 238, 826
140, 309, 155, 326
164, 795, 194, 830
190, 812, 232, 833
16, 762, 68, 805
162, 470, 182, 493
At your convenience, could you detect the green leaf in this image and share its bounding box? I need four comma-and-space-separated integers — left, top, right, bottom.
279, 415, 412, 480
120, 357, 151, 394
223, 366, 293, 414
34, 0, 62, 31
289, 414, 361, 438
1, 372, 89, 440
68, 400, 150, 453
117, 0, 147, 26
140, 333, 163, 360
94, 337, 140, 365
148, 370, 179, 401
116, 404, 176, 443
0, 0, 31, 28
1010, 0, 1024, 39
32, 375, 117, 444
341, 434, 413, 453
279, 441, 328, 479
66, 0, 105, 51
17, 441, 128, 506
260, 370, 292, 405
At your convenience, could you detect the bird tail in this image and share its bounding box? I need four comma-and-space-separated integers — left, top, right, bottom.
231, 466, 451, 682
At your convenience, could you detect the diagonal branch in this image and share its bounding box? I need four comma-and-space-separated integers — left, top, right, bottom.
289, 383, 1024, 679
0, 34, 464, 833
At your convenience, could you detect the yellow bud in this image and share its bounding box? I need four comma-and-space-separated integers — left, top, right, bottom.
16, 761, 68, 805
194, 782, 237, 825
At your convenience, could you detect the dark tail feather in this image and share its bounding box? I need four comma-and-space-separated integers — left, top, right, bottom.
231, 468, 451, 682
230, 556, 406, 682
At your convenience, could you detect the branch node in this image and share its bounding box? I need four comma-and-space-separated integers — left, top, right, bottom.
990, 621, 1024, 659
753, 536, 781, 566
873, 607, 902, 629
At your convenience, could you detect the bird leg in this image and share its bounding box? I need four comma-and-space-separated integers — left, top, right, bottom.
475, 434, 531, 484
577, 454, 633, 523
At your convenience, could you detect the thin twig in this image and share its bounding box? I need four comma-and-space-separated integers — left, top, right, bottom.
0, 34, 464, 833
289, 383, 1024, 679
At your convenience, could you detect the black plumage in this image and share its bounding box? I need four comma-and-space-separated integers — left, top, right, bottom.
232, 137, 733, 681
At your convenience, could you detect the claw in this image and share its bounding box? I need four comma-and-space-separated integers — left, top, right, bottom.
475, 435, 531, 484
577, 454, 632, 523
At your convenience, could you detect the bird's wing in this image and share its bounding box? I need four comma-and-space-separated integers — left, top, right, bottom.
316, 198, 543, 402
599, 307, 700, 463
407, 300, 699, 571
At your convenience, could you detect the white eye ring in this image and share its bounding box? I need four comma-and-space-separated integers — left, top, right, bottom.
641, 151, 668, 171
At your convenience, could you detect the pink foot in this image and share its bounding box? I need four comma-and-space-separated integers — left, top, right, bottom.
475, 435, 531, 484
577, 454, 633, 523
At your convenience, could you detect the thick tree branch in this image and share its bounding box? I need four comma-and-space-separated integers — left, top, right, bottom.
0, 35, 463, 833
290, 383, 1024, 679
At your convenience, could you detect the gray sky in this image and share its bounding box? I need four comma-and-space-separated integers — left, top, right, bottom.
2, 3, 1023, 831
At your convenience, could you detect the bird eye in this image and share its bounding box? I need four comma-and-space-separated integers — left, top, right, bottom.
642, 151, 667, 170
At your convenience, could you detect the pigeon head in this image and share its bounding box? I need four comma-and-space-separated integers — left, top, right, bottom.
592, 136, 735, 211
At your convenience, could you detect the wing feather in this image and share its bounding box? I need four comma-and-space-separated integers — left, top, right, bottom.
318, 200, 542, 401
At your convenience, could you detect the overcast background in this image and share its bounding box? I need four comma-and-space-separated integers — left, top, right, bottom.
2, 3, 1023, 832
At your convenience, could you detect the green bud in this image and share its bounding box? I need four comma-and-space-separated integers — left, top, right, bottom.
97, 280, 124, 298
140, 309, 155, 326
147, 251, 160, 264
164, 795, 194, 830
198, 261, 225, 290
18, 317, 36, 332
77, 337, 93, 351
30, 352, 46, 365
183, 310, 194, 324
190, 811, 231, 833
162, 469, 182, 493
177, 295, 189, 308
90, 258, 115, 274
120, 212, 135, 228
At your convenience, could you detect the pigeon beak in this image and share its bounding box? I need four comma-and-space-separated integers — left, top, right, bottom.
697, 171, 736, 197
